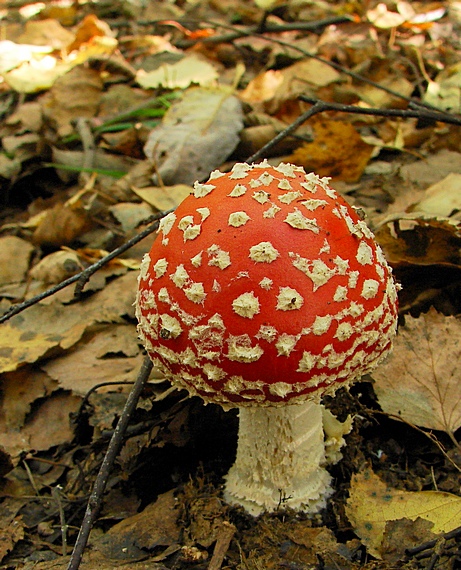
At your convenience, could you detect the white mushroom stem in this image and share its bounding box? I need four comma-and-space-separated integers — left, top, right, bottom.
223, 401, 336, 516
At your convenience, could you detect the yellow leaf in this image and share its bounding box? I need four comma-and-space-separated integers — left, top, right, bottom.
346, 468, 461, 558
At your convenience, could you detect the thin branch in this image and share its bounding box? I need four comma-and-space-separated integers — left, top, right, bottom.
173, 15, 353, 46
299, 96, 461, 125
66, 356, 153, 570
406, 525, 461, 556
0, 208, 173, 324
247, 97, 461, 163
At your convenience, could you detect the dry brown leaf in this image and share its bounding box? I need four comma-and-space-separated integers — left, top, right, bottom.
373, 308, 461, 434
374, 216, 461, 268
0, 272, 138, 373
0, 236, 34, 287
0, 392, 81, 458
95, 490, 180, 561
0, 499, 25, 563
40, 66, 103, 138
289, 119, 373, 182
137, 56, 218, 89
32, 202, 92, 247
144, 87, 243, 185
109, 202, 154, 232
41, 324, 143, 396
1, 367, 56, 430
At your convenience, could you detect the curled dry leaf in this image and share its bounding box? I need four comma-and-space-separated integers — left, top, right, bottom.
373, 308, 461, 434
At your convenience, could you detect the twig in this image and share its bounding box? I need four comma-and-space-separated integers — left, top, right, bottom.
145, 16, 354, 45
299, 96, 461, 125
208, 521, 236, 570
406, 525, 461, 556
66, 356, 153, 570
0, 208, 173, 324
52, 486, 68, 556
247, 97, 461, 164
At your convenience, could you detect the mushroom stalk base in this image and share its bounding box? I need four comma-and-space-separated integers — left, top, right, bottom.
224, 401, 332, 516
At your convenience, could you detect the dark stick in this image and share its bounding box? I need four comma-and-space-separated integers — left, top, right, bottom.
299, 96, 461, 125
66, 356, 153, 570
0, 208, 173, 324
246, 97, 461, 164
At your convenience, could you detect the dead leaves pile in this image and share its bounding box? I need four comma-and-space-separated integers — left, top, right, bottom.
1, 0, 461, 567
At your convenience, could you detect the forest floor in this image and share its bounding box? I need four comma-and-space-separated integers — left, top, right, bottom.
1, 0, 461, 568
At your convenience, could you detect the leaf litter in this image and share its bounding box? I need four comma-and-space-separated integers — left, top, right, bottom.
1, 0, 461, 568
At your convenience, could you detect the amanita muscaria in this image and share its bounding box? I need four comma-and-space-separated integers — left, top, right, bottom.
136, 161, 399, 515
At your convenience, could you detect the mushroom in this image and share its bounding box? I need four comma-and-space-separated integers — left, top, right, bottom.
136, 161, 399, 515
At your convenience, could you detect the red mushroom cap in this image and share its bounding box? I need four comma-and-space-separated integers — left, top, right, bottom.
136, 161, 398, 407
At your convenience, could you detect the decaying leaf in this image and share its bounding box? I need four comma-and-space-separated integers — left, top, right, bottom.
136, 55, 218, 89
289, 119, 374, 182
0, 271, 138, 374
40, 66, 103, 138
144, 87, 243, 185
95, 490, 180, 561
424, 62, 461, 113
0, 499, 25, 563
132, 184, 192, 211
41, 324, 143, 396
0, 392, 81, 458
0, 236, 34, 287
415, 173, 461, 217
346, 467, 461, 558
375, 216, 461, 269
373, 308, 461, 434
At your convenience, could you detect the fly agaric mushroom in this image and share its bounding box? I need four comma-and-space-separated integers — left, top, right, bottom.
136, 161, 398, 515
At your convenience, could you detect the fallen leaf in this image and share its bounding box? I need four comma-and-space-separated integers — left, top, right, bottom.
424, 62, 461, 113
0, 499, 25, 563
0, 392, 81, 458
239, 70, 284, 105
346, 467, 461, 558
40, 66, 103, 138
109, 202, 154, 232
41, 324, 143, 396
0, 303, 88, 373
381, 518, 436, 563
415, 173, 461, 217
375, 216, 461, 268
32, 202, 92, 247
1, 367, 56, 430
137, 55, 218, 89
132, 184, 191, 211
373, 308, 461, 434
289, 118, 373, 182
15, 18, 74, 48
144, 86, 243, 185
0, 236, 34, 286
29, 250, 83, 284
95, 490, 180, 561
